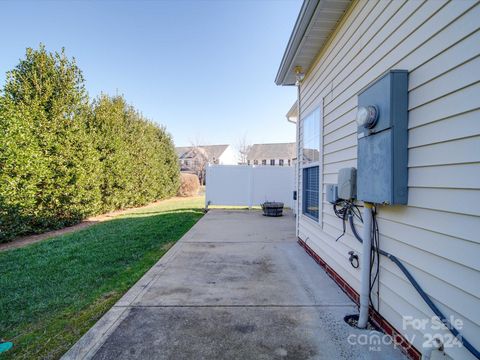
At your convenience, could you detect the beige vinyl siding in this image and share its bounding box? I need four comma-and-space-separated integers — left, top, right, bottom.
296, 0, 480, 358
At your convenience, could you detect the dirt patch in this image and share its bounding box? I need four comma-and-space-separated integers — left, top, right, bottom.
0, 221, 100, 252
0, 196, 201, 252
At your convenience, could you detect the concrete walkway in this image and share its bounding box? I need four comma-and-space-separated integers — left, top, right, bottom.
63, 210, 406, 360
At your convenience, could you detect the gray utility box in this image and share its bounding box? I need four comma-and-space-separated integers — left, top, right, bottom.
338, 167, 356, 200
357, 70, 409, 205
326, 184, 339, 204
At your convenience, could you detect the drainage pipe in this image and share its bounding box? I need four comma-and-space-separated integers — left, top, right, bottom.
295, 86, 301, 235
421, 337, 443, 360
358, 202, 373, 328
294, 72, 303, 237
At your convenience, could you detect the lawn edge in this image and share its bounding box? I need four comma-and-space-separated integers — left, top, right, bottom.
0, 196, 204, 252
60, 213, 202, 360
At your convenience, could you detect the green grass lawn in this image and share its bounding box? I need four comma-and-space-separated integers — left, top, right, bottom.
0, 196, 205, 359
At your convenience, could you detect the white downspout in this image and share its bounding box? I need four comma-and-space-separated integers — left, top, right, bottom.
358, 202, 373, 328
293, 67, 306, 237
295, 84, 301, 236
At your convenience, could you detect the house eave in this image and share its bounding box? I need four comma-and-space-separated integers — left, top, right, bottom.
275, 0, 351, 86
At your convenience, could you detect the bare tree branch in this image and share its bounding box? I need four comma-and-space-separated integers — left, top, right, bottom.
187, 138, 209, 185
236, 134, 251, 165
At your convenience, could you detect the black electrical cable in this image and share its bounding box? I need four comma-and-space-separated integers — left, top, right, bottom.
334, 200, 379, 308
346, 206, 480, 360
333, 199, 362, 241
370, 207, 380, 310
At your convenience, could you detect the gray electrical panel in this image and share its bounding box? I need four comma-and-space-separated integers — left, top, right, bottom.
357, 70, 409, 205
337, 167, 356, 200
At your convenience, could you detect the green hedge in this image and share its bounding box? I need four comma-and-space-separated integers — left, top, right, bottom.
0, 46, 179, 242
89, 95, 179, 212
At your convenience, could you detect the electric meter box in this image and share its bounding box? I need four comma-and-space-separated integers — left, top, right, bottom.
357, 70, 409, 205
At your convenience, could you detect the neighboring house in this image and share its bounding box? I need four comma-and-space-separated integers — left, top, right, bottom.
276, 1, 479, 360
175, 144, 236, 183
246, 143, 296, 166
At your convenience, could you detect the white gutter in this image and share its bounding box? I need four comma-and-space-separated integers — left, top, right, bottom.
275, 0, 351, 86
286, 100, 299, 123
275, 0, 319, 86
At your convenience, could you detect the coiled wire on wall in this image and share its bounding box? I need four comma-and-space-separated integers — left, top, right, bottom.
333, 199, 480, 360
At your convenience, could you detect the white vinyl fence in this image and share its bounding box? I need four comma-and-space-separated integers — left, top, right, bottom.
205, 165, 295, 208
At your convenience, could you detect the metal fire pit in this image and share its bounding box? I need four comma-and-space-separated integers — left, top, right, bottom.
261, 202, 284, 217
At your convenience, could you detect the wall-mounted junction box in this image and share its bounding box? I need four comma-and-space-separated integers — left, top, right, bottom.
357, 70, 409, 205
338, 167, 356, 200
326, 184, 338, 204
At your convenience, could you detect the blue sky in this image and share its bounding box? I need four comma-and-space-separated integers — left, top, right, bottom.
0, 0, 301, 147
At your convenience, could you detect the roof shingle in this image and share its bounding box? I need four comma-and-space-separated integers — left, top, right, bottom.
247, 143, 295, 160
176, 145, 229, 160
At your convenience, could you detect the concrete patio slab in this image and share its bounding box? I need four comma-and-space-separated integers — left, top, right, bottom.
181, 210, 295, 243
62, 210, 406, 360
132, 241, 353, 306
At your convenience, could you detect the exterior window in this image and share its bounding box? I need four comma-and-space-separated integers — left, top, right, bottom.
302, 109, 320, 164
184, 160, 189, 166
254, 160, 258, 165
303, 166, 319, 220
270, 159, 275, 166
262, 160, 266, 165
247, 160, 250, 165
302, 107, 321, 221
288, 159, 291, 166
279, 159, 284, 166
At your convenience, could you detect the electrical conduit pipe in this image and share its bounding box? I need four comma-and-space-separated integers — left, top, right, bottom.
358, 202, 373, 328
422, 337, 443, 360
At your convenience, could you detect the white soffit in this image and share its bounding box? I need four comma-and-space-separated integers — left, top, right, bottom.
276, 0, 351, 86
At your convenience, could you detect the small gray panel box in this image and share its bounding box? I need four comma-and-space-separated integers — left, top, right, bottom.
326, 184, 339, 204
357, 70, 408, 205
337, 167, 356, 200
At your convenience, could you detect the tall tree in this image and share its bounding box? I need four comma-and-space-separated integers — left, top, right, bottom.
0, 45, 101, 239
0, 45, 179, 242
